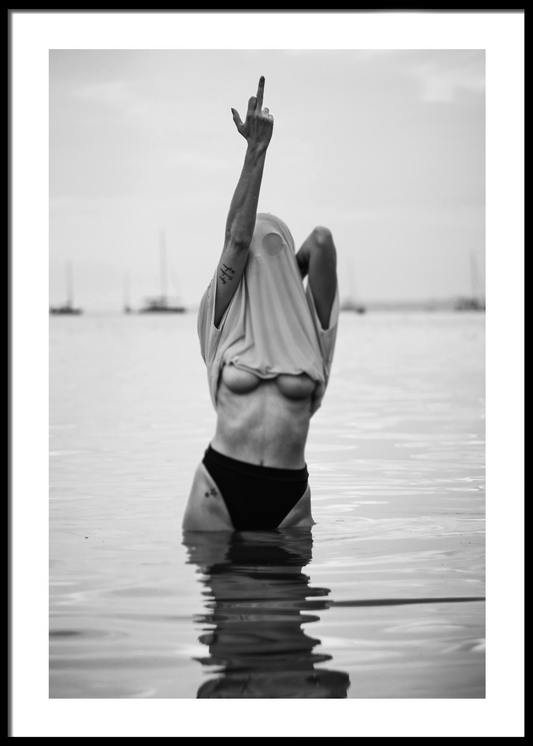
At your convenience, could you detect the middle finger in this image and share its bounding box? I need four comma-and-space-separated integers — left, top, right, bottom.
255, 76, 265, 110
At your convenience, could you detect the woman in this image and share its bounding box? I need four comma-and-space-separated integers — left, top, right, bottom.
182, 76, 339, 531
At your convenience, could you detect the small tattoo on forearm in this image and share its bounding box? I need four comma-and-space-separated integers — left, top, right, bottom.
219, 264, 235, 284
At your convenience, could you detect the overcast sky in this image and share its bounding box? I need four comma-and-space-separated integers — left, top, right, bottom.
49, 47, 486, 310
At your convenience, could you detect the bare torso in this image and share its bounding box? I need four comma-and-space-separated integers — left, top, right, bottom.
211, 366, 321, 469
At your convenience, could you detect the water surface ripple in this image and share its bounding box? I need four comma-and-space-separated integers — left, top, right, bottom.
50, 311, 485, 698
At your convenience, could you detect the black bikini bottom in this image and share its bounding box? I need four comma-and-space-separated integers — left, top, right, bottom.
202, 445, 309, 531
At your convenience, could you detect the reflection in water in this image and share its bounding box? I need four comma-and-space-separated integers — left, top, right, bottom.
183, 528, 350, 698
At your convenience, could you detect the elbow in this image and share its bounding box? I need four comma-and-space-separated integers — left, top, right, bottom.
225, 234, 251, 254
311, 226, 337, 264
312, 226, 334, 249
225, 222, 253, 253
234, 233, 252, 251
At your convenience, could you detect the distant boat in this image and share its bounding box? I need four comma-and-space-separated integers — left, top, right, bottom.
340, 255, 366, 313
123, 270, 133, 314
455, 250, 485, 312
340, 298, 366, 314
50, 261, 83, 315
454, 296, 486, 312
139, 230, 186, 314
138, 296, 186, 313
50, 303, 82, 315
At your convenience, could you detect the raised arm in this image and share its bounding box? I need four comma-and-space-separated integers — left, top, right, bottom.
296, 226, 338, 331
214, 76, 274, 328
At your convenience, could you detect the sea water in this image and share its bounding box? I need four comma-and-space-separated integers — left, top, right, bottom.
49, 310, 485, 701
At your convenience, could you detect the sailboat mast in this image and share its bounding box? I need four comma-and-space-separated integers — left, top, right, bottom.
66, 260, 74, 308
470, 250, 480, 302
160, 230, 167, 301
123, 270, 131, 311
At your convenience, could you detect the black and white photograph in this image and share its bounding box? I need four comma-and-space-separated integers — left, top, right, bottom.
10, 10, 523, 738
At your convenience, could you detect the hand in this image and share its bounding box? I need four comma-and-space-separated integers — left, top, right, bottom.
231, 76, 274, 152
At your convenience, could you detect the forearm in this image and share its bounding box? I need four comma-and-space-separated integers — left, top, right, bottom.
225, 145, 267, 249
295, 243, 311, 279
296, 227, 337, 329
296, 227, 336, 281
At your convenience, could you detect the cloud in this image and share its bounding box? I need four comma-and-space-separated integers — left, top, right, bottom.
72, 77, 219, 143
73, 79, 182, 134
408, 52, 485, 103
75, 79, 132, 105
167, 151, 233, 172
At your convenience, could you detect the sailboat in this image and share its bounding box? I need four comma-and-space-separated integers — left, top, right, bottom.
139, 230, 186, 313
123, 270, 132, 314
50, 261, 83, 315
340, 297, 366, 314
339, 255, 366, 313
455, 250, 486, 311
